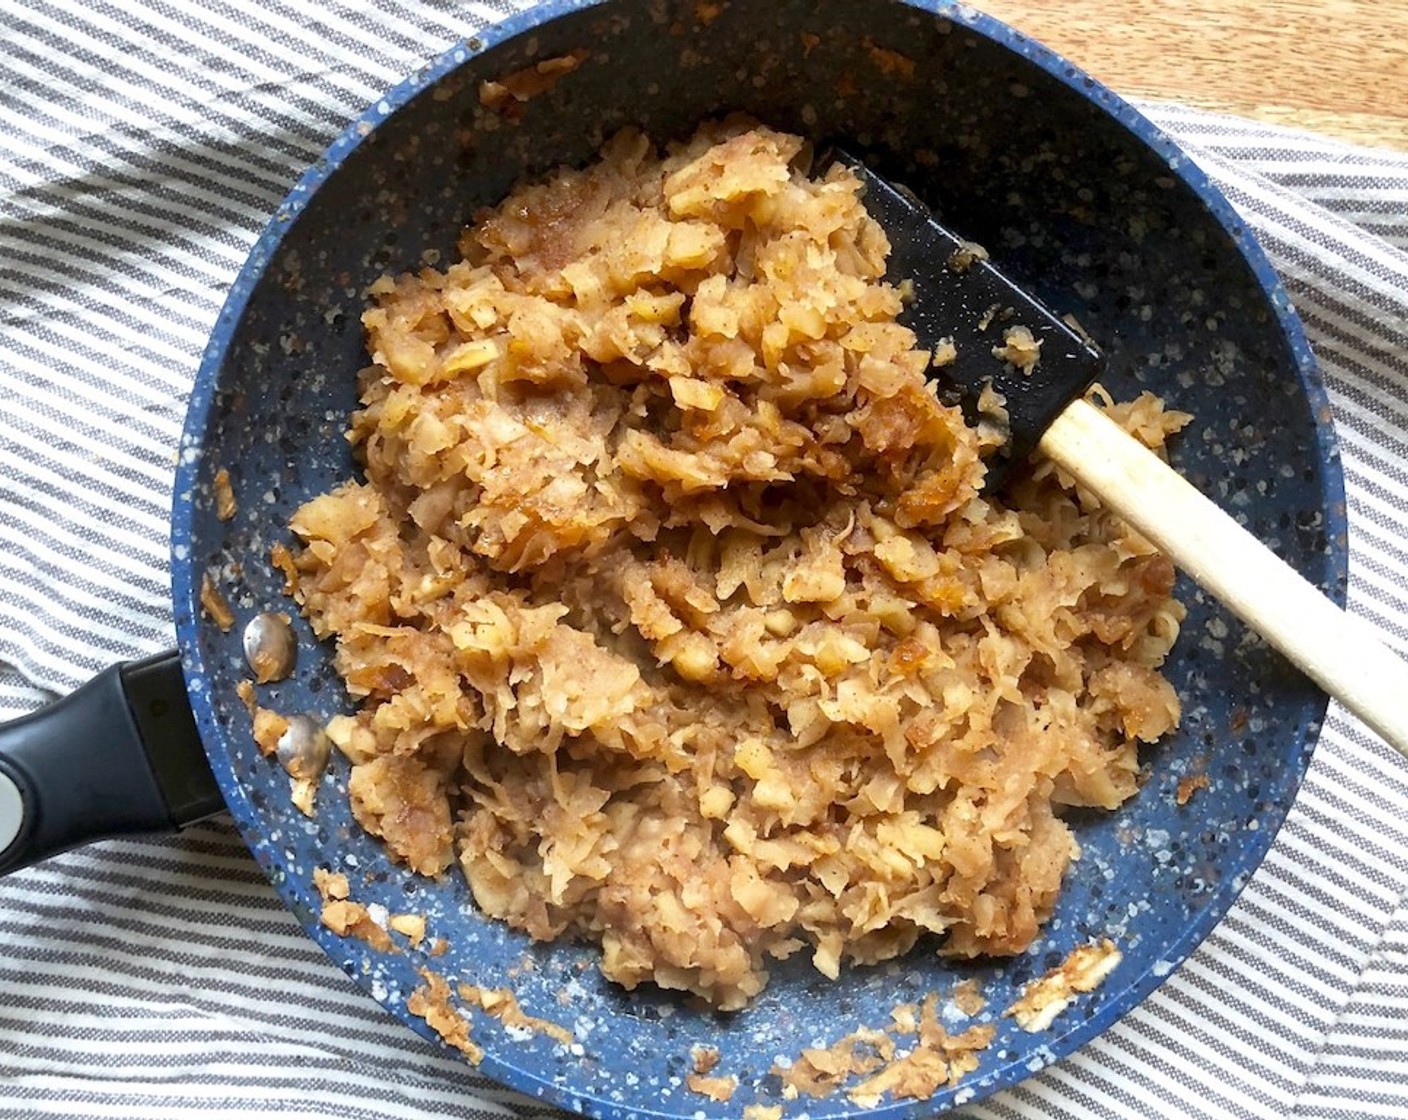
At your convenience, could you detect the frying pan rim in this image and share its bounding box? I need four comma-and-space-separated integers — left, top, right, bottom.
169, 1, 1349, 1116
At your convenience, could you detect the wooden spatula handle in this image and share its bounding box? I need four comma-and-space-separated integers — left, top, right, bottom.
1039, 397, 1408, 758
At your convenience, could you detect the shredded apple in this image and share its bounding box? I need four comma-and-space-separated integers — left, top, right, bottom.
282, 120, 1187, 1010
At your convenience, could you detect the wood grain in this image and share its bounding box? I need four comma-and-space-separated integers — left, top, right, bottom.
976, 0, 1408, 151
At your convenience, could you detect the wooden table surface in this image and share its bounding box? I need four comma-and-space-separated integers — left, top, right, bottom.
977, 0, 1408, 152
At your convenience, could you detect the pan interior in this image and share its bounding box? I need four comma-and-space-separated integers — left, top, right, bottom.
172, 2, 1346, 1117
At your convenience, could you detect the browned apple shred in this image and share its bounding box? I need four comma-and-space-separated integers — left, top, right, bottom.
453, 982, 575, 1045
199, 571, 235, 632
213, 467, 238, 521
282, 120, 1187, 1011
407, 970, 483, 1064
1005, 937, 1124, 1032
685, 1072, 739, 1103
774, 993, 995, 1107
313, 867, 394, 953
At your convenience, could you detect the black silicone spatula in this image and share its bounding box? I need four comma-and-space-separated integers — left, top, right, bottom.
827, 149, 1408, 757
831, 150, 1104, 491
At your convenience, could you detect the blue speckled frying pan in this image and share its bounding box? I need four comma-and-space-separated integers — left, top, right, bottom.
0, 1, 1347, 1117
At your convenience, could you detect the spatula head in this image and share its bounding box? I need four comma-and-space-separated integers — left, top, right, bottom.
826, 148, 1105, 490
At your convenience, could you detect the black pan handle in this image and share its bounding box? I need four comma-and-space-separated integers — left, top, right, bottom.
0, 651, 225, 876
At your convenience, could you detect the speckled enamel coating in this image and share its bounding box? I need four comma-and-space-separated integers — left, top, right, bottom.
169, 2, 1348, 1117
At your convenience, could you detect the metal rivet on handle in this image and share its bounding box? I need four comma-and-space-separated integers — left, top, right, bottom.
276, 715, 331, 781
242, 612, 296, 683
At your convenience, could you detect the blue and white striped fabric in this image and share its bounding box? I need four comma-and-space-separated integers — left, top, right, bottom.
2, 3, 1406, 1118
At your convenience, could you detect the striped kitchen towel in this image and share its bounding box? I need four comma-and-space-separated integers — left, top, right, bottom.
1, 2, 1406, 1118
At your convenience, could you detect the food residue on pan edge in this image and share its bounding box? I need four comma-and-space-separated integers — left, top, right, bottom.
313, 869, 576, 1057
953, 977, 987, 1016
478, 49, 588, 116
691, 1044, 721, 1074
686, 1043, 739, 1102
405, 969, 580, 1062
199, 571, 235, 632
213, 466, 238, 521
243, 698, 326, 817
390, 911, 428, 948
407, 970, 484, 1065
773, 992, 994, 1108
1005, 938, 1124, 1032
687, 950, 1117, 1108
1176, 771, 1210, 805
947, 240, 989, 274
313, 867, 433, 954
457, 982, 575, 1045
315, 867, 391, 951
685, 1071, 739, 1103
